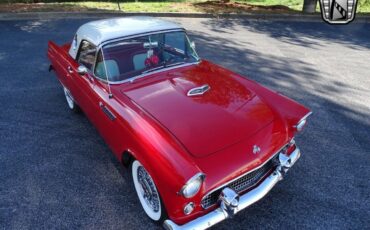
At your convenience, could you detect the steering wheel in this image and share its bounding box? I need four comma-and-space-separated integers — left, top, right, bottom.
165, 54, 176, 64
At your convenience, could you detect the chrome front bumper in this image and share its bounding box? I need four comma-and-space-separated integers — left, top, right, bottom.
163, 148, 301, 230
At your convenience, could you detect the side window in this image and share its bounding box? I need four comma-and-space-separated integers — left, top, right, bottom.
94, 49, 120, 81
77, 40, 97, 70
165, 32, 185, 53
94, 50, 105, 80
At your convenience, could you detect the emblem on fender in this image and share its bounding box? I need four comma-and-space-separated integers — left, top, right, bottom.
319, 0, 358, 24
253, 145, 261, 155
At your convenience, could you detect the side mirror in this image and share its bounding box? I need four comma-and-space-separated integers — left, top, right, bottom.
190, 41, 196, 49
77, 65, 88, 75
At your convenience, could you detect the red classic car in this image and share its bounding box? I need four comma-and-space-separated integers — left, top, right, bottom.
47, 17, 311, 229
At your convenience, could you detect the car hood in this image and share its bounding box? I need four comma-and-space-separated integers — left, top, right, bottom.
123, 61, 275, 158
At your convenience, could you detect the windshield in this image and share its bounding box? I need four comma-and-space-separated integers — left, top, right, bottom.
95, 31, 200, 82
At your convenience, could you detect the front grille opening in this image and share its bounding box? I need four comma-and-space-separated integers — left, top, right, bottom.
201, 153, 280, 209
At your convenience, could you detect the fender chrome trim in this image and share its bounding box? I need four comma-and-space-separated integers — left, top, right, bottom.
163, 148, 301, 230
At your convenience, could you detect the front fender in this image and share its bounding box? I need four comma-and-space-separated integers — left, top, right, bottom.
113, 95, 202, 221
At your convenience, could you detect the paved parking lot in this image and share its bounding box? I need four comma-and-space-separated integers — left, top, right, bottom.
0, 17, 369, 229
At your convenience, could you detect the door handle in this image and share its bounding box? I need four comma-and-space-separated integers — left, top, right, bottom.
67, 66, 73, 74
88, 75, 94, 83
99, 102, 116, 121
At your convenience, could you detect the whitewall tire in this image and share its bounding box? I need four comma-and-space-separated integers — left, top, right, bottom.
131, 160, 165, 222
63, 87, 80, 113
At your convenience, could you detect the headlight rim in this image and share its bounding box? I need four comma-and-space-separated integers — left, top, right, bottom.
179, 172, 206, 198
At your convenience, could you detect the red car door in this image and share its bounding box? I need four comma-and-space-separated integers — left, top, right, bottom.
49, 41, 124, 155
74, 43, 121, 153
48, 42, 80, 103
70, 40, 101, 121
48, 41, 92, 113
88, 79, 122, 153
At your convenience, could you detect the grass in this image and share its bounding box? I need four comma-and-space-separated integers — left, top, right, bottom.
0, 0, 369, 13
358, 0, 370, 12
239, 0, 303, 10
66, 1, 202, 12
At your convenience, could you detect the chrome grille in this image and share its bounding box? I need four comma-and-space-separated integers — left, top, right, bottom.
201, 154, 279, 209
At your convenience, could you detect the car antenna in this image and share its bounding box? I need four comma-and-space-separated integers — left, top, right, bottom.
100, 48, 113, 99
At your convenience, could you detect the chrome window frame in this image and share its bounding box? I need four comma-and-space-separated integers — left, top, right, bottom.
76, 39, 98, 73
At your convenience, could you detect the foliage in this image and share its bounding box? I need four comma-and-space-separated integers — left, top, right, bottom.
238, 0, 303, 10
0, 0, 369, 12
358, 0, 370, 12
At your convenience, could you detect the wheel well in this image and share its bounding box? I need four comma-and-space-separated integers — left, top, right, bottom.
121, 150, 134, 167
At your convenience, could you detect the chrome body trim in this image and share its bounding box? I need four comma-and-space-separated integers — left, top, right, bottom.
163, 148, 301, 230
302, 111, 313, 120
219, 187, 239, 216
187, 84, 210, 96
99, 29, 185, 47
293, 112, 312, 131
295, 112, 313, 125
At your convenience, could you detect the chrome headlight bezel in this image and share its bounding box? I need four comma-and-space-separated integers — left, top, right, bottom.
180, 173, 205, 198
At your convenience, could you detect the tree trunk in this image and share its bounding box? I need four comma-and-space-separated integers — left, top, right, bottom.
117, 0, 121, 11
302, 0, 317, 13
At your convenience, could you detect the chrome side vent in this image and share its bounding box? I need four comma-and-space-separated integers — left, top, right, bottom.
187, 84, 210, 96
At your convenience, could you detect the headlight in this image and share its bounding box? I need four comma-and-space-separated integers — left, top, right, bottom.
180, 173, 205, 198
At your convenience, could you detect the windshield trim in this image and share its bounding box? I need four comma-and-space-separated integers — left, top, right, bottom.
98, 28, 185, 47
95, 29, 200, 84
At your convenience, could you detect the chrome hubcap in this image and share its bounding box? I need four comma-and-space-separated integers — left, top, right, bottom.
137, 166, 160, 212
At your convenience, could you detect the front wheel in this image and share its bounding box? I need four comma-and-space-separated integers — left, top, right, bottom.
131, 160, 167, 223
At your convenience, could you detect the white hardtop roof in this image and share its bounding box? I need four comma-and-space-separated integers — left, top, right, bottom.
69, 17, 184, 59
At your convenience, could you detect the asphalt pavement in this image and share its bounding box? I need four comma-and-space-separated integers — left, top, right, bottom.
0, 17, 369, 230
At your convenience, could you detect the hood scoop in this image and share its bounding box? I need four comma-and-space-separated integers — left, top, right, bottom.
187, 84, 210, 96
